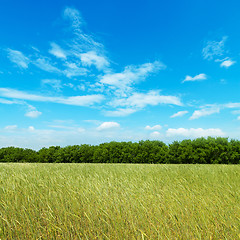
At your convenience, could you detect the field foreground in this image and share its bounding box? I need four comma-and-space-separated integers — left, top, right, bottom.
0, 164, 239, 239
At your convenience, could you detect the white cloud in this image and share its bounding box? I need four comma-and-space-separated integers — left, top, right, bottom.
49, 43, 67, 59
145, 125, 162, 130
189, 102, 240, 120
150, 131, 161, 138
170, 110, 188, 118
7, 49, 30, 69
63, 62, 88, 78
100, 61, 165, 95
224, 103, 240, 108
48, 125, 85, 132
111, 90, 182, 109
63, 7, 103, 53
182, 73, 207, 83
97, 122, 120, 131
42, 79, 63, 91
63, 83, 86, 91
0, 97, 42, 118
202, 36, 227, 60
28, 126, 35, 131
33, 58, 60, 73
25, 104, 42, 118
231, 110, 240, 115
0, 98, 22, 105
25, 110, 42, 118
70, 30, 104, 54
104, 91, 181, 117
190, 106, 220, 120
0, 88, 104, 106
0, 97, 43, 118
59, 95, 104, 106
4, 125, 18, 130
31, 46, 40, 52
77, 127, 85, 133
64, 23, 109, 77
49, 125, 74, 130
166, 128, 225, 138
80, 51, 110, 71
63, 7, 83, 31
104, 108, 137, 117
237, 116, 240, 121
220, 59, 236, 68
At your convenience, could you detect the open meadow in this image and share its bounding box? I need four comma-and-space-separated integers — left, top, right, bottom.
0, 163, 239, 239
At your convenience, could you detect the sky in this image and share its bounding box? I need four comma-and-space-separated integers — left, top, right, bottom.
1, 0, 240, 149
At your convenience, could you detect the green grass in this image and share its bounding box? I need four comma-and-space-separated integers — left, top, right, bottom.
0, 164, 239, 239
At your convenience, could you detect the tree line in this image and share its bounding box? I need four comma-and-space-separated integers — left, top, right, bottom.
0, 137, 240, 164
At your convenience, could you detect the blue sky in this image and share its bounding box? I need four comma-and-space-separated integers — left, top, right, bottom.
1, 0, 240, 149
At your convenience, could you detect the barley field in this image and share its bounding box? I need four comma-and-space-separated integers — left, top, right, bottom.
0, 163, 239, 239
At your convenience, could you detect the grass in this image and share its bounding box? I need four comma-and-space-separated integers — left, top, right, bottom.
0, 163, 239, 239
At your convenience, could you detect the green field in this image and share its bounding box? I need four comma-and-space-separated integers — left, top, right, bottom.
0, 164, 239, 239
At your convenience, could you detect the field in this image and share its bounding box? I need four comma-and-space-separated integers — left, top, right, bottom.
0, 164, 239, 239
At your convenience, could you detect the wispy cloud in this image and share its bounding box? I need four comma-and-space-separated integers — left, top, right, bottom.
48, 125, 85, 132
33, 58, 61, 73
63, 7, 83, 32
104, 91, 181, 116
6, 48, 64, 75
7, 49, 30, 69
0, 96, 42, 118
80, 51, 110, 71
145, 125, 162, 130
190, 105, 220, 120
4, 125, 18, 131
28, 126, 35, 131
42, 79, 63, 92
104, 108, 137, 117
49, 42, 67, 59
223, 103, 240, 108
62, 7, 110, 77
110, 90, 182, 109
202, 36, 236, 68
182, 73, 207, 83
100, 61, 165, 96
150, 131, 161, 138
63, 83, 86, 91
190, 102, 240, 120
202, 36, 227, 60
220, 59, 236, 68
0, 88, 104, 106
25, 110, 42, 118
25, 105, 42, 118
64, 7, 103, 52
231, 110, 240, 115
166, 128, 225, 138
170, 110, 188, 118
0, 98, 22, 105
63, 62, 88, 78
96, 122, 120, 131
